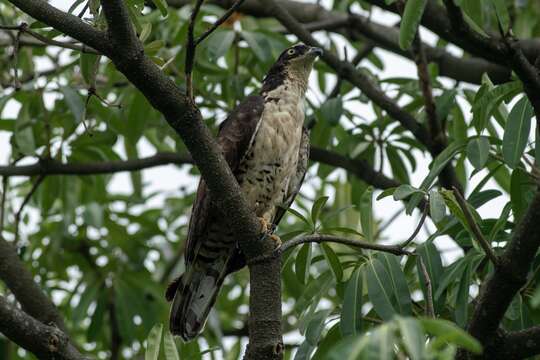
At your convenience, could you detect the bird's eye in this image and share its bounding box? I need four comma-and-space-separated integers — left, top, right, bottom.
287, 49, 296, 55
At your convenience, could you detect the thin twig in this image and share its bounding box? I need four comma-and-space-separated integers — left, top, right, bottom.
14, 175, 45, 245
11, 23, 23, 90
185, 0, 205, 101
452, 186, 499, 266
418, 256, 435, 318
195, 0, 246, 45
329, 42, 374, 98
280, 234, 412, 256
0, 177, 8, 233
0, 23, 99, 54
400, 202, 429, 248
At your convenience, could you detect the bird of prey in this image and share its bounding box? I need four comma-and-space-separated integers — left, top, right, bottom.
166, 43, 322, 340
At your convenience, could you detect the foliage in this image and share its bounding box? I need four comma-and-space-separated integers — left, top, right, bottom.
1, 0, 540, 359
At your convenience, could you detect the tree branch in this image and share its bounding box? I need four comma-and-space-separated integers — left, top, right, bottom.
501, 326, 540, 359
457, 191, 540, 359
0, 235, 68, 332
0, 153, 194, 177
279, 234, 412, 256
0, 23, 99, 54
3, 0, 108, 54
0, 295, 84, 360
452, 187, 499, 266
195, 0, 246, 45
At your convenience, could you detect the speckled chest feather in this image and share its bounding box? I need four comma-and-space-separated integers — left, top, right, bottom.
236, 79, 305, 221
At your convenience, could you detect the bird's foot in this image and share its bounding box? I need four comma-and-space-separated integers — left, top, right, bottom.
258, 217, 270, 234
270, 234, 282, 249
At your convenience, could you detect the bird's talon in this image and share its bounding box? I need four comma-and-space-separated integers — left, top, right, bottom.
270, 234, 282, 248
258, 217, 269, 234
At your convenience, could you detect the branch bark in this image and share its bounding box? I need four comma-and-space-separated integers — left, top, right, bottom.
0, 295, 83, 360
279, 234, 412, 256
0, 235, 67, 332
457, 191, 540, 359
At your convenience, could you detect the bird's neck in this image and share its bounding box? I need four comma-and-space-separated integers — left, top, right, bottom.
261, 77, 307, 102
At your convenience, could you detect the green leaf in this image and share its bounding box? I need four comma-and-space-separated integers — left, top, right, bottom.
311, 196, 329, 225
150, 0, 168, 16
163, 331, 180, 360
417, 242, 443, 311
241, 31, 272, 62
83, 202, 103, 228
406, 141, 465, 214
145, 324, 163, 360
393, 184, 423, 201
365, 323, 395, 360
510, 168, 536, 222
366, 258, 396, 320
376, 187, 397, 200
378, 253, 412, 315
73, 279, 101, 323
341, 267, 363, 336
429, 190, 446, 223
387, 146, 410, 184
14, 106, 36, 155
454, 263, 471, 327
321, 243, 343, 282
60, 86, 85, 125
531, 286, 540, 308
305, 309, 332, 346
471, 81, 522, 133
397, 317, 425, 360
503, 96, 534, 168
466, 137, 490, 169
87, 292, 107, 342
320, 98, 343, 126
296, 243, 313, 285
421, 318, 482, 354
399, 0, 428, 50
80, 53, 100, 86
360, 186, 374, 242
490, 0, 510, 34
205, 30, 235, 61
489, 202, 512, 242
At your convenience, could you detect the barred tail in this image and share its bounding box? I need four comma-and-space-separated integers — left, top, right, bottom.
168, 259, 228, 341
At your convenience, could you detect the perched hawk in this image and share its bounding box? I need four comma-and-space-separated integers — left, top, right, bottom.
166, 44, 322, 340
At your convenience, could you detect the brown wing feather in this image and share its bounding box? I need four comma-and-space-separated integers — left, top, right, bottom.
184, 95, 265, 263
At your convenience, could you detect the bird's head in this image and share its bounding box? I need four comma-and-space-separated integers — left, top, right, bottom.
261, 44, 323, 95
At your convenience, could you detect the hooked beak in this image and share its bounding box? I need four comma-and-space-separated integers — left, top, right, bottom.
307, 46, 323, 57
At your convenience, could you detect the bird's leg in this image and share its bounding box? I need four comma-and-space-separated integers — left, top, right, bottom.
258, 217, 270, 234
269, 233, 282, 248
258, 216, 281, 249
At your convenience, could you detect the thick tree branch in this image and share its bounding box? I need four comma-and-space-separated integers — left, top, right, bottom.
0, 153, 194, 177
0, 295, 83, 360
457, 191, 540, 359
501, 326, 540, 359
0, 236, 67, 332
